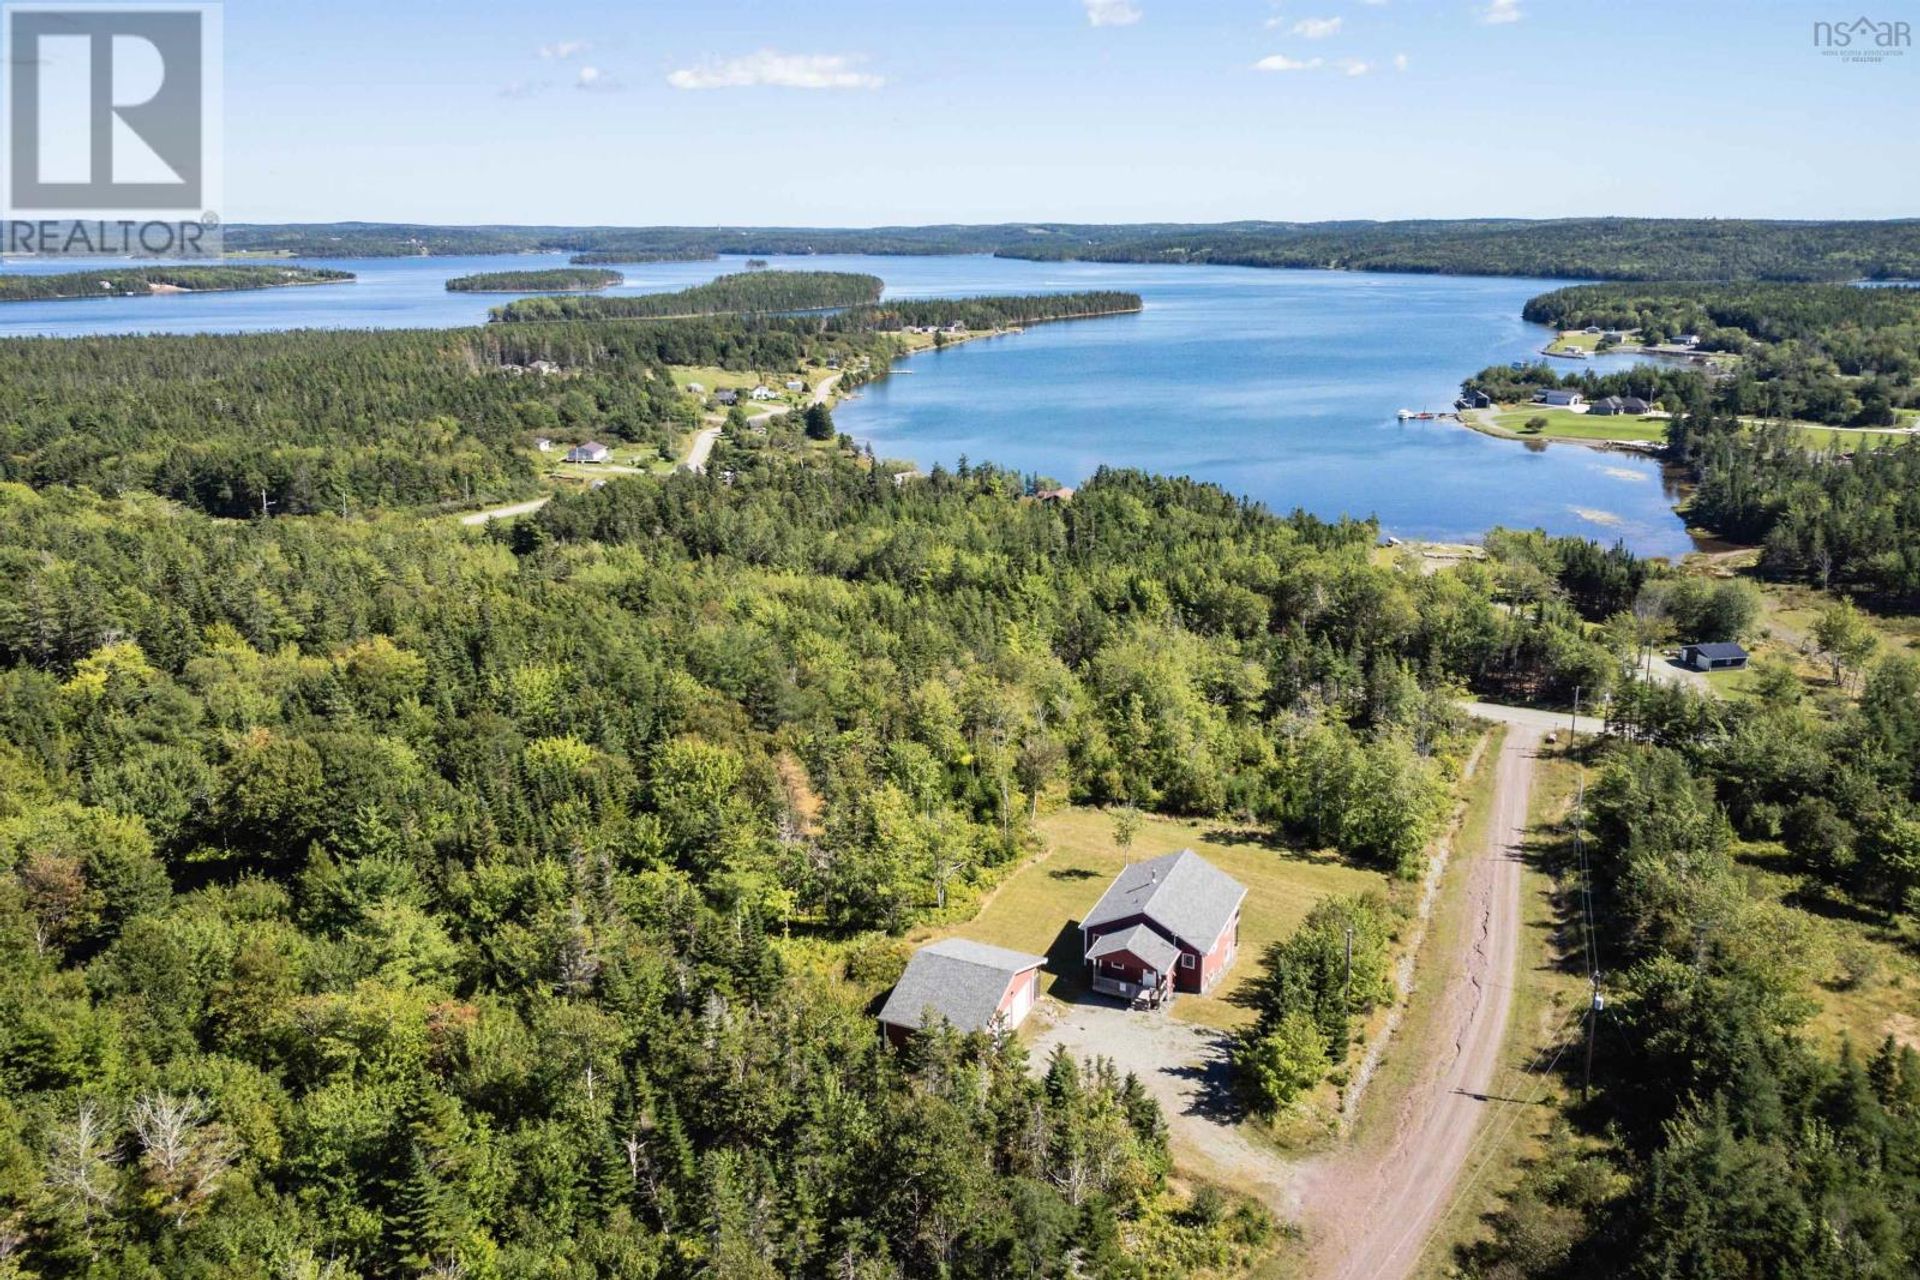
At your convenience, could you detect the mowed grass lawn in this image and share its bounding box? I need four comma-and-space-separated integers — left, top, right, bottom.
923, 807, 1388, 1030
1492, 406, 1668, 442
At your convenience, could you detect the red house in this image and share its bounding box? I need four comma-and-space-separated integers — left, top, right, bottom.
877, 938, 1048, 1047
1081, 850, 1245, 1008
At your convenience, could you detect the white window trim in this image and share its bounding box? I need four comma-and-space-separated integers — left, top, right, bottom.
1180, 953, 1196, 970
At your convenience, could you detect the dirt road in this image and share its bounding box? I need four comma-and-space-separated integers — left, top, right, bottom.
1295, 723, 1543, 1279
689, 371, 843, 474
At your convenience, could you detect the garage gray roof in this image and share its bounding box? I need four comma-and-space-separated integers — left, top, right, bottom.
1686, 641, 1748, 661
1086, 922, 1180, 973
877, 938, 1046, 1034
1082, 850, 1246, 953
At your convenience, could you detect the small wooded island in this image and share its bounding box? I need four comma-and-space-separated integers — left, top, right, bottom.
0, 265, 353, 302
444, 267, 624, 293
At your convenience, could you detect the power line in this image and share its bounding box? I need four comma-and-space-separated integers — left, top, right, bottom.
1380, 999, 1590, 1276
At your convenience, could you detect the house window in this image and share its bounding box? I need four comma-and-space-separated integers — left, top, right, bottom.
1180, 953, 1196, 970
1106, 959, 1126, 972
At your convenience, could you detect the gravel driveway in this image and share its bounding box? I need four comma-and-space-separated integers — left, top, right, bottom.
1024, 996, 1302, 1217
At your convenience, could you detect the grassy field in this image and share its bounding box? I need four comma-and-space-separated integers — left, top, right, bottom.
1546, 330, 1602, 354
1490, 406, 1667, 443
919, 806, 1387, 1031
1734, 845, 1920, 1056
1415, 740, 1590, 1274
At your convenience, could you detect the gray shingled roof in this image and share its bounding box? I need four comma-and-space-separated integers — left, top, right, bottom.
877, 938, 1046, 1034
1086, 922, 1180, 972
1082, 850, 1246, 953
1687, 641, 1748, 661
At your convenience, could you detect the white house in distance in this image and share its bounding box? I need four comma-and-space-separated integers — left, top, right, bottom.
749, 385, 778, 401
564, 441, 611, 464
534, 438, 553, 452
877, 938, 1047, 1046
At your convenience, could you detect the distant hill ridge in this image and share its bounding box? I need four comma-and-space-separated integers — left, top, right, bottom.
218, 218, 1920, 282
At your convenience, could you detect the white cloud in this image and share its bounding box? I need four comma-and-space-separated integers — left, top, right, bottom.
1084, 0, 1143, 26
1339, 57, 1370, 75
1292, 16, 1342, 37
575, 65, 623, 91
667, 50, 885, 91
1393, 51, 1409, 70
498, 79, 551, 99
540, 40, 591, 60
1253, 53, 1323, 71
1480, 0, 1522, 24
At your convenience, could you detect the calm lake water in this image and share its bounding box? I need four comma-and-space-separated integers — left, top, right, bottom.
0, 251, 1692, 555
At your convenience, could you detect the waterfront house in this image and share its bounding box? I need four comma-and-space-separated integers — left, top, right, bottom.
1583, 325, 1604, 335
1682, 641, 1749, 672
877, 938, 1047, 1046
1675, 334, 1700, 347
1534, 389, 1586, 408
1081, 850, 1245, 1007
1457, 390, 1492, 409
564, 442, 611, 464
1601, 330, 1629, 344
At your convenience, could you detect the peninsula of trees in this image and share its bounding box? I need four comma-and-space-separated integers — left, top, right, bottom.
0, 265, 352, 302
1468, 279, 1920, 427
491, 270, 884, 322
444, 267, 623, 293
221, 218, 1920, 281
830, 291, 1144, 332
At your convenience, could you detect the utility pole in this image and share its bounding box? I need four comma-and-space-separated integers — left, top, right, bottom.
257, 485, 275, 520
1583, 976, 1604, 1101
1343, 926, 1354, 1006
1571, 685, 1581, 745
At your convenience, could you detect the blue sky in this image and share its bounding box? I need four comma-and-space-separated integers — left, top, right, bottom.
225, 0, 1918, 224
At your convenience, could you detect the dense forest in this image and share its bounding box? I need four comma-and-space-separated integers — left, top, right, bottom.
1463, 644, 1920, 1277
0, 267, 352, 303
0, 317, 903, 519
445, 269, 623, 294
1673, 418, 1920, 598
219, 219, 1920, 281
826, 292, 1144, 332
491, 272, 885, 323
0, 381, 1670, 1277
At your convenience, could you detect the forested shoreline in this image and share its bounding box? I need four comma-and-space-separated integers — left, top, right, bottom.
0, 267, 352, 303
491, 271, 885, 323
445, 268, 623, 294
217, 219, 1920, 282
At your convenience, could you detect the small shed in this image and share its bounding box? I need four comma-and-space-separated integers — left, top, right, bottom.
877, 938, 1047, 1046
1682, 641, 1749, 671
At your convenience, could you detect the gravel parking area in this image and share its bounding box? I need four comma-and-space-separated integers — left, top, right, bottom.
1024, 994, 1302, 1217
